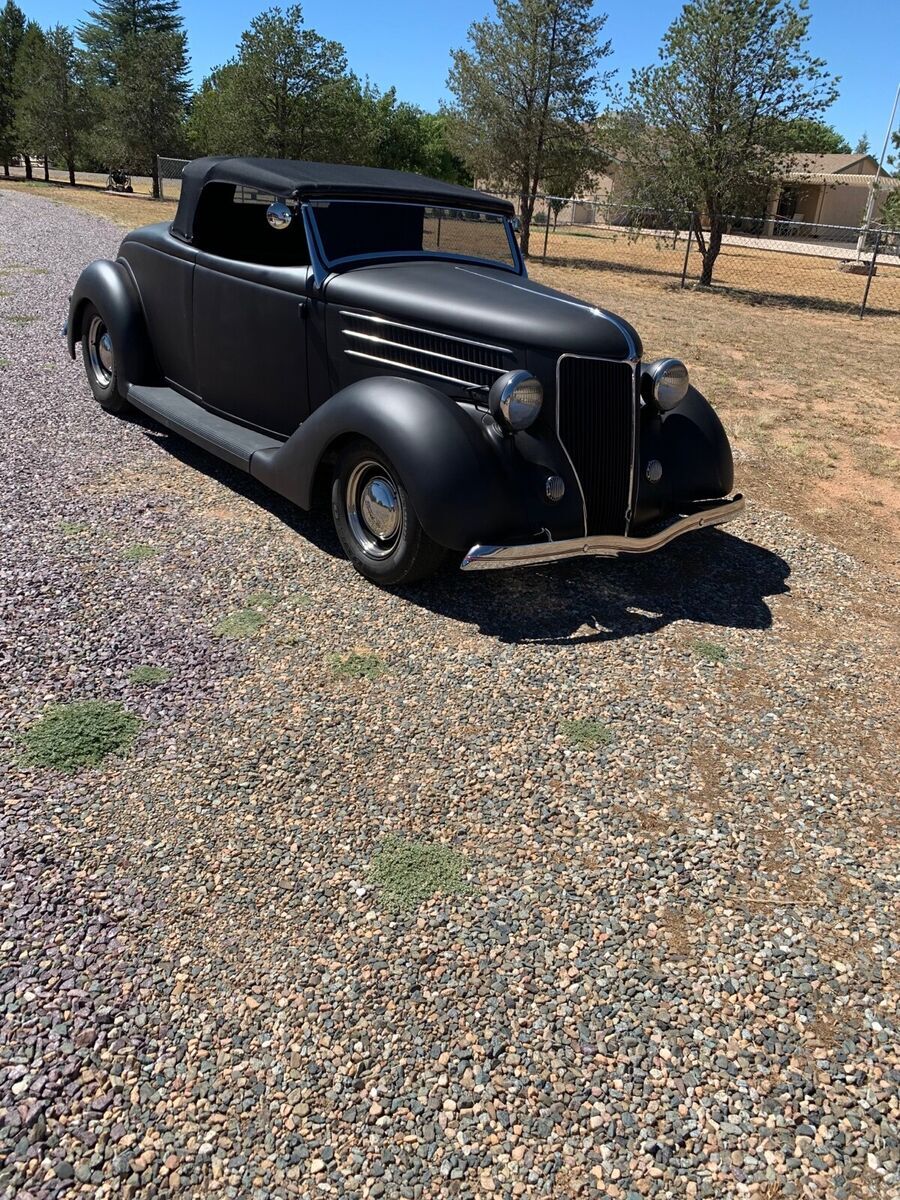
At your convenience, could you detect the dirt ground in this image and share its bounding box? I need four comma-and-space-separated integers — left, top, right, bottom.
5, 178, 896, 570
539, 226, 900, 318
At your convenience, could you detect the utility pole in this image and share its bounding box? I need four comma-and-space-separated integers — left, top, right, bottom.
857, 81, 900, 259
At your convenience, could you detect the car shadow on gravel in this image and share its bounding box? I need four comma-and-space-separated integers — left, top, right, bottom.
406, 528, 790, 645
141, 422, 789, 646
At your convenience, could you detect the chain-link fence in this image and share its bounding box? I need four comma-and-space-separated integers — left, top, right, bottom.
499, 192, 900, 320
157, 156, 190, 202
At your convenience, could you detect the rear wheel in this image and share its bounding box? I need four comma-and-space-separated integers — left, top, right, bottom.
81, 304, 128, 414
331, 439, 447, 586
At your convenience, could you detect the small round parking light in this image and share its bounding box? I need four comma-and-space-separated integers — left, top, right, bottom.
489, 370, 543, 431
642, 358, 689, 412
545, 475, 565, 502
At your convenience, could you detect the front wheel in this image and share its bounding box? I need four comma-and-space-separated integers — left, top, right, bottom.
331, 439, 447, 586
80, 303, 128, 414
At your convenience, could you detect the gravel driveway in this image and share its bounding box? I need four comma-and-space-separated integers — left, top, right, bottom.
1, 188, 898, 1200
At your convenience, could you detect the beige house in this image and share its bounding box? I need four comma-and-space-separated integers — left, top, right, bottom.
763, 153, 898, 231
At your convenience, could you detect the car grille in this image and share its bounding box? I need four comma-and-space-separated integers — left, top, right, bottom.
340, 311, 513, 391
557, 355, 637, 536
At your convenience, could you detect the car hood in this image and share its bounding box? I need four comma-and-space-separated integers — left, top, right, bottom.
323, 259, 642, 362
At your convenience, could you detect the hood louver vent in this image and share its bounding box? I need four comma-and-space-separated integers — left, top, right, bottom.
340, 311, 513, 391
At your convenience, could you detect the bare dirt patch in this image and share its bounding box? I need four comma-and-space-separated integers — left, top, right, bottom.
530, 254, 900, 566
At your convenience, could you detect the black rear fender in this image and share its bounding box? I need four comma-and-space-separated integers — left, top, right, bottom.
67, 259, 159, 396
250, 377, 562, 551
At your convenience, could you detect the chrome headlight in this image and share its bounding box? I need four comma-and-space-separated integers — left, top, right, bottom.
642, 358, 689, 411
489, 370, 543, 431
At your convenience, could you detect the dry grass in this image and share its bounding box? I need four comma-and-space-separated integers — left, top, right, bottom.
0, 177, 175, 229
530, 253, 900, 566
539, 225, 900, 315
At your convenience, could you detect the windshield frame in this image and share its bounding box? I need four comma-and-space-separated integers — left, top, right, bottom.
303, 198, 525, 278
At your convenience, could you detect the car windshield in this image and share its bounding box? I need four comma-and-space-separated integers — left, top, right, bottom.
309, 200, 518, 270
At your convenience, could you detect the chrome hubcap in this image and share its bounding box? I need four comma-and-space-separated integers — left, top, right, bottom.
87, 315, 114, 386
346, 461, 402, 559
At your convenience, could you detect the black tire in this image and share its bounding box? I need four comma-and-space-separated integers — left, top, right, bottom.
331, 439, 447, 586
80, 303, 129, 414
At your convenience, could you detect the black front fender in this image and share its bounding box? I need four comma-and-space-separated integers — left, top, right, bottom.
250, 377, 567, 551
633, 386, 735, 527
67, 258, 158, 396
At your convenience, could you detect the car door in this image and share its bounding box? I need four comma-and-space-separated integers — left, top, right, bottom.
193, 258, 312, 437
190, 186, 313, 438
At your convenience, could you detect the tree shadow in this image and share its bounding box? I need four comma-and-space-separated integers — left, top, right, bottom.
140, 421, 789, 646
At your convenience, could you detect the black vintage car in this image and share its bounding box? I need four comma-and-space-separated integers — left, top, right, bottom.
67, 157, 743, 585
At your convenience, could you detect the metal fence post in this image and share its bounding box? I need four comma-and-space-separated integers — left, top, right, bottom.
157, 155, 164, 202
542, 198, 551, 264
859, 229, 881, 320
680, 213, 695, 288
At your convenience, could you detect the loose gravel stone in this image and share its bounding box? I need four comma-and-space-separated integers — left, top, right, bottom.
1, 187, 897, 1199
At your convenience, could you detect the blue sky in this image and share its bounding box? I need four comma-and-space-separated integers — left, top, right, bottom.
24, 0, 900, 153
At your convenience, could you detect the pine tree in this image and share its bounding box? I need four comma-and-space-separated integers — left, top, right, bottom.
12, 21, 47, 180
78, 0, 184, 84
15, 25, 93, 185
0, 0, 26, 175
78, 0, 190, 194
446, 0, 611, 255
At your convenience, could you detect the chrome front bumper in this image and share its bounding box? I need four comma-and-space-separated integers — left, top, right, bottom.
461, 494, 745, 571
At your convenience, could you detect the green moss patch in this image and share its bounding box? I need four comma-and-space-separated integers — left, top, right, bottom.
692, 639, 729, 663
123, 542, 157, 561
59, 519, 90, 536
330, 652, 388, 680
129, 665, 171, 686
560, 718, 614, 750
369, 837, 470, 911
214, 607, 266, 638
22, 701, 141, 770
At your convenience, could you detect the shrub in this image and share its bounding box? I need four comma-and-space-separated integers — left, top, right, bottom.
129, 665, 171, 685
330, 652, 388, 680
560, 718, 614, 749
692, 639, 729, 663
22, 701, 141, 770
369, 837, 470, 911
123, 543, 157, 561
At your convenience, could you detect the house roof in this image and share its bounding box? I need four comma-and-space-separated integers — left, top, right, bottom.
787, 152, 886, 177
172, 157, 514, 242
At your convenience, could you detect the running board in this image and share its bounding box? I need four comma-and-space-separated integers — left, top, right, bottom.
127, 385, 282, 471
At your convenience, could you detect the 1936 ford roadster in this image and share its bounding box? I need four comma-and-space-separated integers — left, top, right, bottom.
67, 157, 744, 586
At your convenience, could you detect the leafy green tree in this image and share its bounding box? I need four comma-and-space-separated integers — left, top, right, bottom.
854, 133, 870, 156
188, 5, 349, 160
0, 0, 26, 176
618, 0, 839, 285
771, 118, 850, 154
446, 0, 611, 255
16, 25, 98, 185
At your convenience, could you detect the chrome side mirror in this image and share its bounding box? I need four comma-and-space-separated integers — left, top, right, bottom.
510, 216, 521, 233
266, 199, 293, 230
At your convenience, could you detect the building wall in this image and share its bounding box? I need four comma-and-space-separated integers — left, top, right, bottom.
818, 182, 894, 228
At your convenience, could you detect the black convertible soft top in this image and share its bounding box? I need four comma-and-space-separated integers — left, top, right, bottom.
171, 157, 514, 242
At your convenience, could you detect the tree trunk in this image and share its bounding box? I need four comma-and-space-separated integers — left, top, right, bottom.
3, 160, 8, 177
699, 220, 723, 286
43, 154, 49, 182
67, 156, 75, 186
24, 153, 32, 181
152, 161, 160, 199
519, 187, 532, 257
